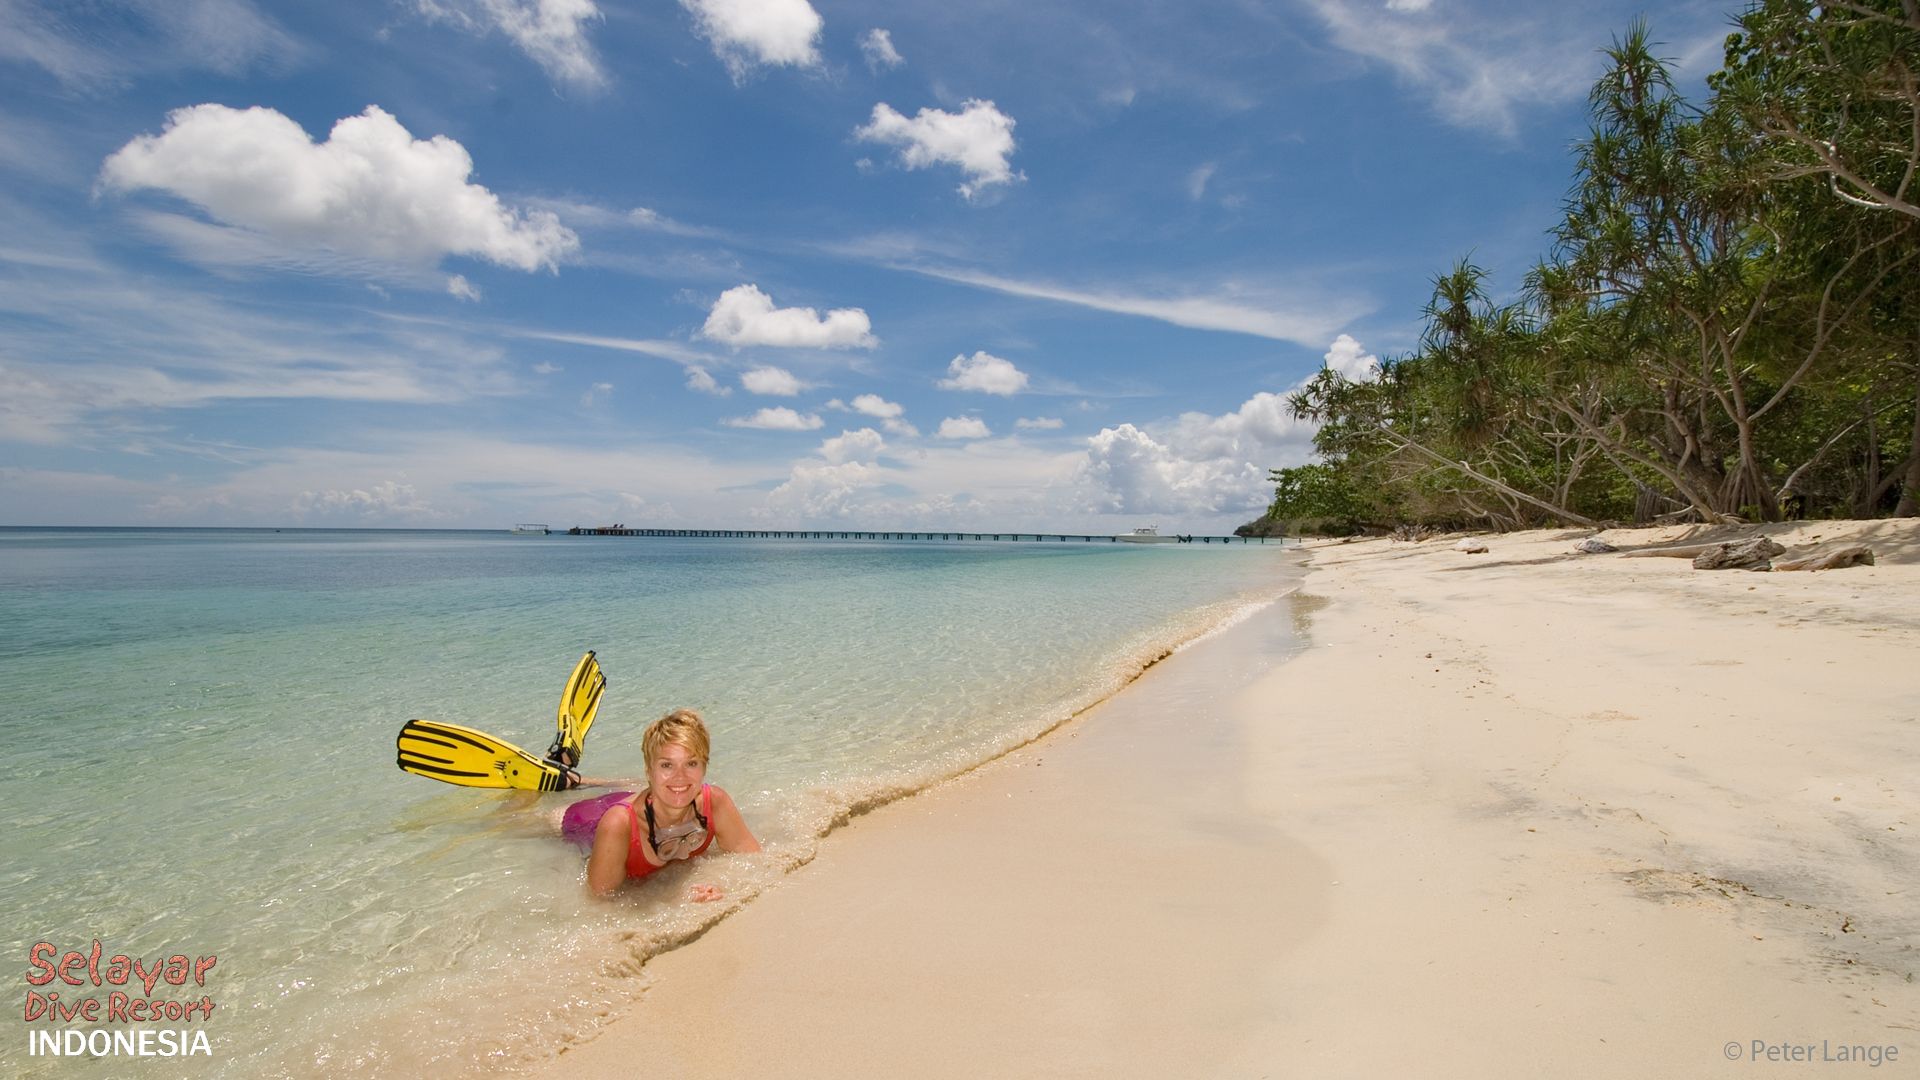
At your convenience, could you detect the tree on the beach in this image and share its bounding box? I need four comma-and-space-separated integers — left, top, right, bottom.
1286, 262, 1602, 530
1719, 0, 1920, 222
1718, 0, 1920, 515
1273, 13, 1920, 530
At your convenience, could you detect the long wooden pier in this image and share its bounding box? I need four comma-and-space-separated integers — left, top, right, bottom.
563, 527, 1268, 544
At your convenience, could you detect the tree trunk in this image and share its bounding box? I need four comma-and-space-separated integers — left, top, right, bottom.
1373, 424, 1601, 528
1896, 358, 1920, 517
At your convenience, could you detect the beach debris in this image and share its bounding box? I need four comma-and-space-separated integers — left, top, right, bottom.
1454, 538, 1489, 554
1572, 537, 1618, 554
1771, 545, 1875, 572
1624, 541, 1745, 559
1691, 537, 1786, 571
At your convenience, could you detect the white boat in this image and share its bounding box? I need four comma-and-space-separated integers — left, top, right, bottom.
1114, 526, 1179, 544
509, 523, 550, 535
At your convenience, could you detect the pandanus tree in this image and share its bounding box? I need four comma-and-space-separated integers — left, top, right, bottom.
1719, 0, 1920, 221
1719, 0, 1920, 514
1266, 13, 1920, 531
1287, 262, 1601, 529
1546, 22, 1909, 520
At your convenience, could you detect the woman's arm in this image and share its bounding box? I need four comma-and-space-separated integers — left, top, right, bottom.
584, 803, 633, 898
707, 786, 761, 854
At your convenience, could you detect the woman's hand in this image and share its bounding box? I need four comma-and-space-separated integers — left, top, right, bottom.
687, 883, 724, 903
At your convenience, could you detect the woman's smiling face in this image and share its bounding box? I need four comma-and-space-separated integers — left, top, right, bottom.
647, 742, 706, 808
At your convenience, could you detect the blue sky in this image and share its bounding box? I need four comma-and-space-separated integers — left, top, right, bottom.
0, 0, 1733, 531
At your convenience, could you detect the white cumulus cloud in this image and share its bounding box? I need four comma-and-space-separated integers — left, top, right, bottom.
680, 0, 822, 81
854, 99, 1021, 200
700, 284, 877, 349
938, 351, 1028, 396
860, 28, 903, 71
1075, 392, 1317, 515
937, 416, 991, 439
850, 392, 918, 436
99, 104, 579, 275
446, 273, 481, 301
1323, 333, 1381, 381
293, 480, 437, 521
764, 459, 884, 518
818, 427, 885, 463
850, 393, 902, 419
686, 366, 731, 395
416, 0, 606, 90
725, 406, 823, 430
741, 365, 802, 395
1016, 416, 1064, 430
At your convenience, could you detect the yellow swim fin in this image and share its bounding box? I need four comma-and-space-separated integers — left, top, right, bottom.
397, 719, 577, 792
552, 650, 605, 766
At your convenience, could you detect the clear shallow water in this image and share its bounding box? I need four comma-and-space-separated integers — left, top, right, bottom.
0, 528, 1301, 1076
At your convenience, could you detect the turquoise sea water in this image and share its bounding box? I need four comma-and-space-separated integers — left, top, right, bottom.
0, 528, 1301, 1076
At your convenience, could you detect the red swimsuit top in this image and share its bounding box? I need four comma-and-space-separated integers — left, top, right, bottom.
621, 784, 715, 879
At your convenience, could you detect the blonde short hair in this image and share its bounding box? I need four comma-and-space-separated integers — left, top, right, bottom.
642, 708, 711, 767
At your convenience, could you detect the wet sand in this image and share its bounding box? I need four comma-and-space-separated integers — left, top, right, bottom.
538, 520, 1920, 1078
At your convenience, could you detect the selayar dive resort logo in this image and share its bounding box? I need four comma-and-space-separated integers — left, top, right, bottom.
24, 941, 217, 1058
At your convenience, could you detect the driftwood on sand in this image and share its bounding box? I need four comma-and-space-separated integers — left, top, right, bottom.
1617, 535, 1877, 572
1621, 542, 1734, 559
1772, 545, 1876, 572
1572, 538, 1617, 554
1691, 538, 1788, 571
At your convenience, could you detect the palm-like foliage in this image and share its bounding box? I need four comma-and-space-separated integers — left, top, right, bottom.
1267, 12, 1920, 532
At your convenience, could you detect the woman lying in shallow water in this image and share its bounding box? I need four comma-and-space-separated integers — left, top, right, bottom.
559, 709, 760, 901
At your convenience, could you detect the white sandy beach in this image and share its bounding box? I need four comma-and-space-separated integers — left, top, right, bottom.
539, 521, 1919, 1079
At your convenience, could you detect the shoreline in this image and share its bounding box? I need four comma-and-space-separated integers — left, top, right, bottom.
532, 520, 1919, 1078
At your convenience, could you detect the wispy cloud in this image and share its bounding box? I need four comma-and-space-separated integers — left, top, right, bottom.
1298, 0, 1644, 136
860, 28, 904, 72
0, 238, 519, 447
523, 197, 719, 239
505, 327, 720, 367
1186, 163, 1216, 201
414, 0, 607, 91
0, 0, 304, 91
2, 433, 771, 527
910, 265, 1366, 346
